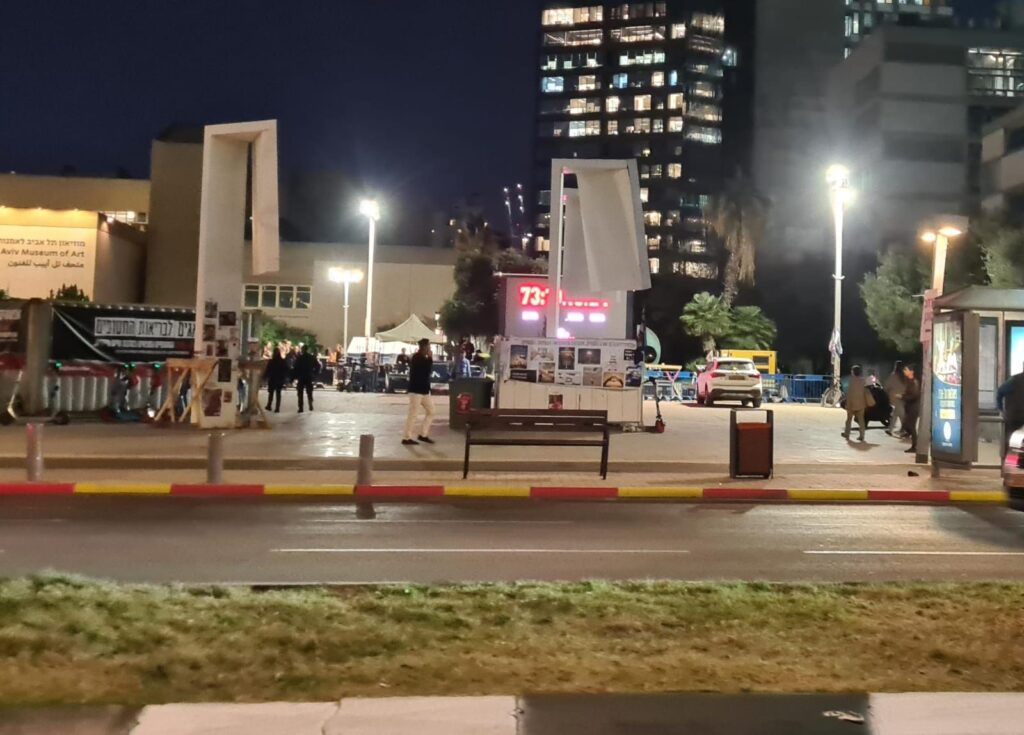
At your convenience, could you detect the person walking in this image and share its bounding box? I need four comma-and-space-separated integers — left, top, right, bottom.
294, 344, 318, 413
402, 338, 435, 446
842, 365, 872, 442
902, 364, 921, 454
264, 348, 287, 413
997, 363, 1024, 458
884, 360, 906, 436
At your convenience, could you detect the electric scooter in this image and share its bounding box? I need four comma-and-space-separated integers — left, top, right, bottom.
648, 376, 666, 433
0, 367, 69, 426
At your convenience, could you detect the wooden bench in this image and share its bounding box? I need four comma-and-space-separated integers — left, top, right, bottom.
463, 409, 610, 479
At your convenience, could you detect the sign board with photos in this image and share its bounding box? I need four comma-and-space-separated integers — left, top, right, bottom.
497, 337, 644, 423
195, 298, 242, 428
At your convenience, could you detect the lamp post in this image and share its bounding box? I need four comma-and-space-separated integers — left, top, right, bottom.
916, 219, 966, 464
826, 164, 854, 404
328, 267, 364, 356
359, 198, 380, 343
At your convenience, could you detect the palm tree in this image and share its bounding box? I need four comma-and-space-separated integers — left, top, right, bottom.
706, 174, 770, 307
722, 306, 777, 350
680, 292, 732, 354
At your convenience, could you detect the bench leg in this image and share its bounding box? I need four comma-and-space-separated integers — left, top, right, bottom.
463, 430, 471, 479
600, 431, 609, 479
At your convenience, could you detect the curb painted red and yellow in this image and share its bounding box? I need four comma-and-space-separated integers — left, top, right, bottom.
0, 482, 1008, 504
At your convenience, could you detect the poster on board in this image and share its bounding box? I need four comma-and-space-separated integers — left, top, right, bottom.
930, 311, 979, 465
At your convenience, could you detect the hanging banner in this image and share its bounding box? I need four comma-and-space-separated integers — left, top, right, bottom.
52, 304, 196, 363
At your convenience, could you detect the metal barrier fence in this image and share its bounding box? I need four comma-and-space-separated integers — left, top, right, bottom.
644, 370, 831, 405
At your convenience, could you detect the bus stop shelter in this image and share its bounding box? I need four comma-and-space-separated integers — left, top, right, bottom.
931, 286, 1024, 469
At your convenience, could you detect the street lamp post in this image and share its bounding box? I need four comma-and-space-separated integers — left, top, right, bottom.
916, 220, 966, 464
826, 164, 853, 404
328, 267, 364, 356
359, 199, 380, 342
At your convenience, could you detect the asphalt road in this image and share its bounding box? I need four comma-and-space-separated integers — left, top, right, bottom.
2, 498, 1024, 584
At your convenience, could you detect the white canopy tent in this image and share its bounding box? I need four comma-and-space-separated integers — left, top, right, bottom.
375, 314, 438, 344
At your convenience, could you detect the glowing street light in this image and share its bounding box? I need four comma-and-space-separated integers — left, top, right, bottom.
826, 164, 854, 403
328, 267, 364, 356
358, 199, 380, 342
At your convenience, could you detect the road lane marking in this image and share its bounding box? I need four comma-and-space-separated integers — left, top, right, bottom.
302, 519, 575, 525
273, 548, 690, 554
805, 550, 1024, 556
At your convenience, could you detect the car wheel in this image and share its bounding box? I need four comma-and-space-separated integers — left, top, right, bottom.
741, 399, 750, 407
752, 397, 762, 409
696, 391, 705, 406
705, 394, 714, 407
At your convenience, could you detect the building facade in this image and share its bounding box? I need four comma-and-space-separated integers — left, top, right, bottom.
981, 105, 1024, 214
532, 1, 753, 281
829, 25, 1024, 244
843, 0, 954, 55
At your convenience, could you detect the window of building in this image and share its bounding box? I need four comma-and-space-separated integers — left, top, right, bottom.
721, 46, 738, 67
647, 235, 661, 249
685, 238, 707, 253
544, 29, 603, 47
652, 117, 664, 133
612, 73, 628, 89
688, 35, 724, 55
538, 190, 551, 207
649, 257, 660, 274
542, 6, 603, 26
611, 25, 666, 44
610, 3, 667, 20
665, 210, 679, 226
669, 70, 679, 86
625, 117, 652, 134
688, 81, 718, 99
607, 119, 619, 135
688, 102, 721, 122
685, 61, 723, 78
968, 48, 1024, 98
691, 12, 724, 35
542, 76, 565, 93
101, 211, 148, 227
671, 23, 686, 39
578, 75, 599, 90
244, 285, 260, 308
278, 286, 295, 309
667, 93, 685, 110
296, 286, 311, 310
251, 284, 311, 310
667, 163, 682, 178
685, 126, 722, 144
651, 70, 665, 87
639, 164, 650, 180
568, 97, 601, 114
261, 285, 277, 309
539, 121, 569, 137
650, 164, 662, 178
668, 116, 683, 132
606, 95, 621, 112
535, 236, 551, 252
569, 119, 601, 137
619, 49, 666, 66
640, 187, 649, 203
684, 261, 717, 279
644, 210, 662, 226
634, 94, 652, 111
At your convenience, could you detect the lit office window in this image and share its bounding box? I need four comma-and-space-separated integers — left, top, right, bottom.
606, 95, 621, 112
649, 257, 660, 274
669, 70, 679, 86
542, 76, 565, 93
668, 116, 683, 132
610, 3, 667, 20
688, 35, 724, 55
535, 236, 551, 252
624, 117, 652, 134
544, 29, 603, 47
645, 210, 663, 226
691, 12, 724, 35
578, 75, 599, 90
569, 120, 601, 137
634, 94, 652, 111
610, 25, 666, 43
612, 73, 628, 88
665, 210, 680, 226
685, 126, 722, 144
568, 97, 601, 114
652, 118, 664, 133
651, 71, 665, 87
650, 164, 662, 178
968, 47, 1024, 98
607, 120, 619, 135
639, 164, 650, 180
668, 93, 685, 110
722, 47, 738, 67
688, 103, 721, 122
688, 81, 718, 99
542, 6, 603, 26
671, 23, 686, 39
647, 235, 661, 249
640, 187, 649, 203
619, 49, 666, 66
667, 163, 682, 178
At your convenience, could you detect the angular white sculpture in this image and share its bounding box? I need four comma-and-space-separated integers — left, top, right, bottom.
193, 120, 280, 428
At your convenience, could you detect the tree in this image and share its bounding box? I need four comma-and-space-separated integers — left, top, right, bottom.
721, 306, 777, 350
680, 292, 732, 354
258, 314, 321, 354
973, 217, 1024, 287
706, 174, 771, 307
49, 284, 90, 303
860, 248, 930, 353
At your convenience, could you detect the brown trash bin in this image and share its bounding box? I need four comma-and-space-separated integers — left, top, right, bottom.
730, 409, 774, 479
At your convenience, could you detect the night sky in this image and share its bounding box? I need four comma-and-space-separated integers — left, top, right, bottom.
0, 0, 1001, 244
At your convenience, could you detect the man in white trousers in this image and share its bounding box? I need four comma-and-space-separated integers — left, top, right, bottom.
402, 338, 435, 445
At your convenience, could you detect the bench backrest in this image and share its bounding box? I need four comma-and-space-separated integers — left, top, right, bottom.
467, 409, 608, 432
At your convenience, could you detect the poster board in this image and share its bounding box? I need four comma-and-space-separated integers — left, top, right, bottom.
495, 337, 643, 423
930, 311, 979, 465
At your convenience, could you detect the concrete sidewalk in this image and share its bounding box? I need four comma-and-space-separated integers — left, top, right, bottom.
3, 694, 1023, 734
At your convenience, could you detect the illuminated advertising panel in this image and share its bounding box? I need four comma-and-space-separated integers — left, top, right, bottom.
930, 311, 979, 465
498, 274, 630, 340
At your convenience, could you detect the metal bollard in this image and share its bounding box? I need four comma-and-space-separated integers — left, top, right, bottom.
26, 422, 44, 482
355, 433, 376, 519
207, 431, 225, 485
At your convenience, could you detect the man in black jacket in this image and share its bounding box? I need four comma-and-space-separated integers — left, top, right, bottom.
294, 344, 319, 413
402, 338, 435, 445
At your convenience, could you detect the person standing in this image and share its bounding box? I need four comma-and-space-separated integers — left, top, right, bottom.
294, 344, 318, 413
264, 348, 287, 413
884, 360, 906, 437
842, 365, 872, 442
402, 338, 435, 445
997, 364, 1024, 458
395, 348, 410, 371
902, 364, 921, 454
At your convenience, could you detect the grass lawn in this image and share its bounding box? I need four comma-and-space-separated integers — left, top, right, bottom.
1, 576, 1023, 705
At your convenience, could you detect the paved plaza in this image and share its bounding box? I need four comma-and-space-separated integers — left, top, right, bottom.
0, 390, 1000, 471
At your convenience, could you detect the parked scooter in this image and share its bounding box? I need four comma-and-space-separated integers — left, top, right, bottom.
0, 364, 70, 426
101, 363, 161, 422
648, 376, 666, 433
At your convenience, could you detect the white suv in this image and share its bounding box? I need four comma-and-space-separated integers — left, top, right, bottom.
696, 357, 763, 408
